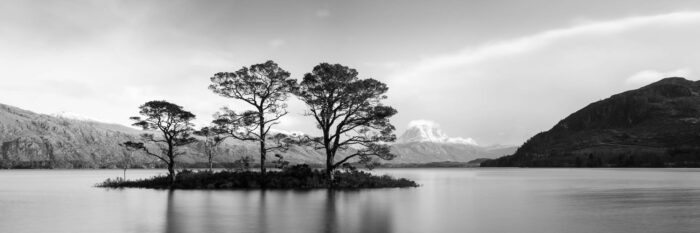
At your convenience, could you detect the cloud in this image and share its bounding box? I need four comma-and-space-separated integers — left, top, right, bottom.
626, 68, 692, 86
391, 11, 700, 81
385, 11, 700, 145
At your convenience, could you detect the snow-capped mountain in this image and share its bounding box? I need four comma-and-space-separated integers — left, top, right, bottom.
389, 120, 517, 164
396, 120, 478, 145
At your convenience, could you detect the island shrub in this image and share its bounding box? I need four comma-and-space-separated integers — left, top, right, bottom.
97, 164, 418, 189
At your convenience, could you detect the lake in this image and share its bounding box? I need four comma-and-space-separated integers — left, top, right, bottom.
1, 168, 700, 233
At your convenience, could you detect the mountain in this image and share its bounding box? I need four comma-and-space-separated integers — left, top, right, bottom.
396, 120, 478, 145
482, 77, 700, 167
388, 120, 517, 164
0, 103, 142, 168
0, 102, 335, 168
0, 103, 514, 168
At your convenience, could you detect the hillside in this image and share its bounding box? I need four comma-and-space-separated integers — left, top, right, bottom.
0, 103, 143, 168
0, 103, 331, 168
0, 103, 515, 168
482, 77, 700, 167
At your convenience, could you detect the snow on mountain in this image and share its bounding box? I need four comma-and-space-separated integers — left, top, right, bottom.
389, 120, 517, 164
396, 120, 478, 146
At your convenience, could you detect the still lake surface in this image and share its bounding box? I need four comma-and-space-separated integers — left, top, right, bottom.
1, 168, 700, 233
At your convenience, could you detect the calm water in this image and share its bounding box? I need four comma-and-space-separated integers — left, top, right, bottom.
1, 168, 700, 233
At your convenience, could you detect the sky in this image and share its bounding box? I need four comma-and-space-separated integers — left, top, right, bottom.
2, 0, 700, 145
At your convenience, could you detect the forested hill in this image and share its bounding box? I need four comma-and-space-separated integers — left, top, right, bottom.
482, 77, 700, 167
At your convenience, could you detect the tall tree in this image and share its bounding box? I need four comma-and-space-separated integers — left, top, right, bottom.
123, 100, 196, 186
295, 63, 398, 180
209, 60, 297, 175
193, 126, 223, 171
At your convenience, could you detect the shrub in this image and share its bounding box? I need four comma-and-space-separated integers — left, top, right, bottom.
97, 164, 418, 189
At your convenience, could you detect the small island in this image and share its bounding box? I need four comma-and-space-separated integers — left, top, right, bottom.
98, 165, 418, 189
97, 61, 418, 190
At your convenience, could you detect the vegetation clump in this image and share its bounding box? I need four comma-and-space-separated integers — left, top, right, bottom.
97, 165, 418, 190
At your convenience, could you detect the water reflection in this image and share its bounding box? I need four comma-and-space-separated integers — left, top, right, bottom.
165, 190, 178, 233
161, 189, 394, 233
4, 169, 700, 233
317, 190, 393, 233
357, 193, 392, 233
154, 169, 700, 233
320, 190, 338, 233
257, 191, 269, 233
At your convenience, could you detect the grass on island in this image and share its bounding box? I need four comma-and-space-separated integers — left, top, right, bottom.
97, 164, 419, 189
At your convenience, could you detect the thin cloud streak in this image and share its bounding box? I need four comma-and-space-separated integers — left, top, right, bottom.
391, 11, 700, 81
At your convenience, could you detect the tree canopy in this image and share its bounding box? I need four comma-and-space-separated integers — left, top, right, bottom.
209, 60, 298, 175
124, 100, 196, 186
295, 63, 397, 179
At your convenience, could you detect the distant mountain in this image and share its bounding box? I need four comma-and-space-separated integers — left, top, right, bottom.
482, 77, 700, 167
0, 103, 516, 168
396, 120, 478, 145
388, 120, 517, 164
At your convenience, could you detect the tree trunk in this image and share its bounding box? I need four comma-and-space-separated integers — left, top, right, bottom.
207, 146, 213, 172
123, 151, 131, 181
259, 114, 267, 176
167, 141, 176, 188
168, 161, 175, 187
326, 153, 335, 182
260, 139, 266, 175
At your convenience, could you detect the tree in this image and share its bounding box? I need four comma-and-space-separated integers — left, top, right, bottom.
209, 60, 298, 176
123, 100, 196, 186
295, 63, 398, 180
118, 144, 135, 181
193, 126, 223, 171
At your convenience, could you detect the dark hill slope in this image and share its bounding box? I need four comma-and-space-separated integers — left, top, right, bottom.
482, 77, 700, 167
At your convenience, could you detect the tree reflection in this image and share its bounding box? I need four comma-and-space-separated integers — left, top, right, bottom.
318, 190, 392, 233
160, 189, 393, 233
320, 190, 339, 233
256, 191, 269, 233
358, 196, 392, 233
164, 190, 183, 233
